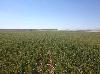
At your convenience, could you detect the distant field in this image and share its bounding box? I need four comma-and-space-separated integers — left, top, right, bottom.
0, 29, 58, 32
0, 30, 100, 74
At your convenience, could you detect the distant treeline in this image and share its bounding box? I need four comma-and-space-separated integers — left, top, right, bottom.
0, 29, 58, 32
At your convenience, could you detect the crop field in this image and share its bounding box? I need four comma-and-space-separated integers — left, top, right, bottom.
0, 31, 100, 74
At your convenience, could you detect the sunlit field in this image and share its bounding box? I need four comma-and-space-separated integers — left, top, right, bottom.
0, 31, 100, 74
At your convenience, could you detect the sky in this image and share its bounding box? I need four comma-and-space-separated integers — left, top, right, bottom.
0, 0, 100, 30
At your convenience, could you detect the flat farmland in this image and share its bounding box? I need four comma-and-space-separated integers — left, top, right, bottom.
0, 31, 100, 74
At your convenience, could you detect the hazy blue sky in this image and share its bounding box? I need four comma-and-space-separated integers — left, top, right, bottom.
0, 0, 100, 30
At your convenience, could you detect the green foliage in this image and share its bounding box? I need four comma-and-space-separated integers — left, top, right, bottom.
0, 31, 100, 74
